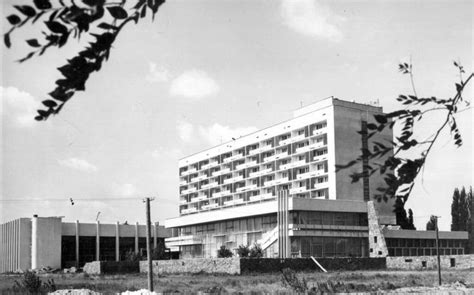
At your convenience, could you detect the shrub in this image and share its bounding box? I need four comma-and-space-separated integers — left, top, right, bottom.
280, 268, 308, 292
13, 271, 56, 294
236, 244, 250, 257
249, 243, 263, 258
151, 240, 168, 260
125, 249, 142, 262
217, 245, 233, 258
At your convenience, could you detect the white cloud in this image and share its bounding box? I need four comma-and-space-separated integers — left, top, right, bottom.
281, 0, 344, 42
1, 86, 42, 127
151, 147, 181, 159
169, 70, 219, 100
177, 120, 194, 142
111, 183, 137, 197
58, 158, 98, 173
198, 123, 258, 146
146, 62, 170, 83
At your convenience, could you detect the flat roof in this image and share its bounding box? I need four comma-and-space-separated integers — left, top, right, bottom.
383, 229, 468, 240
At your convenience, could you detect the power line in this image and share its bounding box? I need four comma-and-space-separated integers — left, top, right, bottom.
0, 196, 177, 204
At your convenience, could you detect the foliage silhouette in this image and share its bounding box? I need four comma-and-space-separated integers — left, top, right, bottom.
4, 0, 165, 121
336, 61, 472, 227
217, 245, 233, 258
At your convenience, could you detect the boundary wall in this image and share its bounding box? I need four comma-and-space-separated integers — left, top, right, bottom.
386, 254, 473, 270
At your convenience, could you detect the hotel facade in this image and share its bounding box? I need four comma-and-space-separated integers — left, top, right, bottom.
165, 98, 398, 258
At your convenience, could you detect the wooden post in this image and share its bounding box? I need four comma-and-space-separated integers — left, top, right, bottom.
146, 198, 154, 291
434, 216, 442, 286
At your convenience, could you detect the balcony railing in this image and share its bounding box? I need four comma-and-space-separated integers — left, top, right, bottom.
201, 182, 218, 189
289, 186, 308, 195
212, 190, 231, 198
201, 161, 219, 170
223, 154, 244, 163
311, 127, 327, 137
249, 144, 273, 155
236, 160, 258, 170
249, 193, 275, 202
181, 207, 198, 214
181, 187, 197, 194
212, 168, 231, 177
264, 177, 289, 187
295, 142, 325, 154
236, 184, 257, 193
202, 203, 219, 210
224, 198, 244, 206
280, 160, 306, 170
279, 134, 306, 146
264, 152, 289, 163
248, 168, 272, 178
296, 169, 326, 180
181, 167, 197, 176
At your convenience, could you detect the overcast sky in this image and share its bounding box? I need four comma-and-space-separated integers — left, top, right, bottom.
1, 0, 472, 230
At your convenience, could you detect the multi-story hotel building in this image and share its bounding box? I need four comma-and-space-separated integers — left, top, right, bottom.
164, 97, 468, 259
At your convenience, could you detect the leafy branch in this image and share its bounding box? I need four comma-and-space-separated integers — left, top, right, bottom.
3, 0, 165, 121
336, 61, 472, 224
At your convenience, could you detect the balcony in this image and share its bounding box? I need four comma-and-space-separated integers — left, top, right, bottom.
179, 199, 188, 205
202, 203, 219, 210
264, 152, 289, 163
181, 167, 197, 176
212, 168, 231, 177
264, 177, 289, 187
212, 190, 231, 198
224, 175, 244, 184
224, 198, 245, 206
279, 134, 306, 146
312, 155, 328, 163
223, 154, 244, 163
289, 186, 308, 195
201, 161, 219, 170
280, 160, 306, 170
201, 181, 218, 189
181, 207, 198, 214
190, 174, 207, 183
296, 169, 327, 181
236, 160, 258, 170
249, 144, 273, 155
311, 127, 327, 137
295, 142, 325, 154
236, 184, 257, 193
249, 193, 275, 202
181, 187, 197, 194
248, 168, 272, 178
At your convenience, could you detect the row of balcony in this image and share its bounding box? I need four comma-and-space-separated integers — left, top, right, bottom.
179, 185, 330, 215
181, 154, 328, 188
180, 168, 328, 197
179, 127, 328, 177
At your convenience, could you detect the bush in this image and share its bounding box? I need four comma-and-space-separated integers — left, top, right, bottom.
280, 268, 308, 292
13, 271, 56, 294
151, 240, 168, 260
217, 245, 233, 258
249, 243, 263, 258
125, 249, 143, 262
236, 244, 250, 257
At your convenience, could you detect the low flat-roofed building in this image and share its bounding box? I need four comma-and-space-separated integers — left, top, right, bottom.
0, 215, 170, 273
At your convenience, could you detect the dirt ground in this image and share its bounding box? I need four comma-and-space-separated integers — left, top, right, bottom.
0, 269, 473, 294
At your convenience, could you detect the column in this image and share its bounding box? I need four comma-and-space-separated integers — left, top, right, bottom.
135, 222, 139, 253
31, 215, 38, 269
96, 221, 100, 261
115, 222, 120, 261
75, 220, 80, 267
153, 222, 159, 249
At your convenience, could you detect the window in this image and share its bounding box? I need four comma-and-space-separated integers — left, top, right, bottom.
374, 236, 378, 243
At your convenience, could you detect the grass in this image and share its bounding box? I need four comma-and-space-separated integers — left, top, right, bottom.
0, 269, 472, 294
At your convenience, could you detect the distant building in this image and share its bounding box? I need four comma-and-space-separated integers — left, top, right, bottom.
0, 215, 170, 273
165, 97, 468, 258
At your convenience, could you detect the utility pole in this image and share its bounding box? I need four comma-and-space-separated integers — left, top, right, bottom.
434, 215, 442, 286
145, 197, 154, 292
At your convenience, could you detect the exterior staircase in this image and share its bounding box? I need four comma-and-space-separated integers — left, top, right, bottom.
257, 226, 278, 251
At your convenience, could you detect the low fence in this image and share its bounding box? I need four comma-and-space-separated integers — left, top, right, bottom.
240, 257, 386, 273
83, 261, 139, 274
140, 258, 240, 275
386, 254, 474, 270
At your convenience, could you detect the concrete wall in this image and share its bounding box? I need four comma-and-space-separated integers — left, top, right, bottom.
0, 218, 31, 272
386, 254, 474, 270
32, 217, 62, 270
333, 102, 395, 221
140, 258, 241, 275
